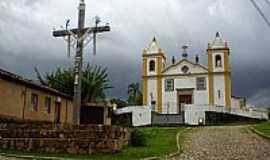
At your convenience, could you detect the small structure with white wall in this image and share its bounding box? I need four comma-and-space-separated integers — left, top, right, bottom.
114, 106, 152, 127
184, 104, 269, 125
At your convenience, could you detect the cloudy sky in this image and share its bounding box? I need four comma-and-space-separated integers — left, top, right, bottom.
0, 0, 270, 107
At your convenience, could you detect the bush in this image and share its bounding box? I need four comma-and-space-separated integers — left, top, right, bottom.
130, 129, 147, 147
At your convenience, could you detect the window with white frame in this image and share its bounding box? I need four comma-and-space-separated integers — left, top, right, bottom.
165, 79, 174, 92
196, 77, 206, 90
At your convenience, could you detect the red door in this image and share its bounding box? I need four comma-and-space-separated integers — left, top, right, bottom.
178, 95, 192, 113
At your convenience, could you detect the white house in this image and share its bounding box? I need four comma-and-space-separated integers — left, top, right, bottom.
142, 32, 245, 114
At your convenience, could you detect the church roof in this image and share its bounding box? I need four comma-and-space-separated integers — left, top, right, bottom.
209, 32, 228, 49
145, 37, 163, 54
162, 58, 208, 74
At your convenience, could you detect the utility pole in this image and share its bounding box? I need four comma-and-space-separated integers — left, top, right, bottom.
53, 0, 110, 125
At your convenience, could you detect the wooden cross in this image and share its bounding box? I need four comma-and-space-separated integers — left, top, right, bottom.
52, 0, 110, 125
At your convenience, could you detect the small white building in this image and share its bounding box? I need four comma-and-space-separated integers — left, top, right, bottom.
142, 32, 245, 114
115, 106, 152, 127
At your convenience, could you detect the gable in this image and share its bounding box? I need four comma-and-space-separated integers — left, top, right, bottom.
162, 59, 208, 75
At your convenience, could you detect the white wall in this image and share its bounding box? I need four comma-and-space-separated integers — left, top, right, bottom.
231, 97, 241, 109
115, 106, 152, 127
147, 78, 157, 109
162, 89, 177, 114
161, 75, 209, 114
213, 74, 225, 106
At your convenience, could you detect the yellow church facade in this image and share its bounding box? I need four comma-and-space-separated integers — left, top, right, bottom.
142, 33, 244, 114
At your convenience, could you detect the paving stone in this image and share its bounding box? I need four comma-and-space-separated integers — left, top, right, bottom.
175, 125, 270, 160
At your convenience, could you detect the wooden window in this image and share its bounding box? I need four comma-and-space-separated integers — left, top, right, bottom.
165, 79, 174, 92
31, 93, 38, 111
45, 97, 51, 113
215, 55, 222, 67
196, 77, 206, 90
149, 60, 155, 72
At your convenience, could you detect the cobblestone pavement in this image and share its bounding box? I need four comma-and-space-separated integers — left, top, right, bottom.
174, 125, 270, 160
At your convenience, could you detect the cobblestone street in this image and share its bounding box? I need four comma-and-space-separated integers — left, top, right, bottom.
175, 125, 270, 160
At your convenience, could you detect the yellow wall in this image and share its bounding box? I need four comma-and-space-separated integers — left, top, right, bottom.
207, 49, 215, 105
0, 78, 73, 124
142, 57, 148, 105
156, 56, 162, 113
0, 79, 25, 118
224, 50, 231, 107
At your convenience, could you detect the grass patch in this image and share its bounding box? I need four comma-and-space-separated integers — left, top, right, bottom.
253, 122, 270, 136
0, 127, 187, 160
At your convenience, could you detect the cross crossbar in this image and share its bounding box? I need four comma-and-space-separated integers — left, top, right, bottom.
53, 26, 110, 37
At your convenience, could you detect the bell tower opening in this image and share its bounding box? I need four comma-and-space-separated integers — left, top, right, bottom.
215, 55, 222, 67
149, 60, 155, 72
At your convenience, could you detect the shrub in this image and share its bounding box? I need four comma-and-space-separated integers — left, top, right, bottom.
130, 129, 147, 147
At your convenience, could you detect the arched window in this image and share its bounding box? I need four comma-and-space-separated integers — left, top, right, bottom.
149, 60, 155, 72
215, 55, 222, 67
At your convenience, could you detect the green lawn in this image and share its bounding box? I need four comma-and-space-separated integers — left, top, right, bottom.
253, 122, 270, 136
0, 127, 187, 160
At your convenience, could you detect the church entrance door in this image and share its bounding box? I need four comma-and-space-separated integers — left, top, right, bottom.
179, 95, 192, 112
177, 89, 194, 114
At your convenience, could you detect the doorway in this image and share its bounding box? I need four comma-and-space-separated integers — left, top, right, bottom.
55, 102, 61, 123
177, 89, 193, 114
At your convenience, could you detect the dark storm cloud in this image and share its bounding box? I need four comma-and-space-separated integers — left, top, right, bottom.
0, 0, 270, 107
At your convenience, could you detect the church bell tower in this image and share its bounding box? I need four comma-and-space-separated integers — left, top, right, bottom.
142, 37, 166, 113
207, 32, 231, 107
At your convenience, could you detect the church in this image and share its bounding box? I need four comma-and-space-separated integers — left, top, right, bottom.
142, 32, 245, 114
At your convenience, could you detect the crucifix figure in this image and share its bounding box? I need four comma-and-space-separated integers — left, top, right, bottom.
53, 0, 110, 125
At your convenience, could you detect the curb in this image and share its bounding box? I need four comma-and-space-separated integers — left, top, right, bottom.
249, 126, 270, 139
141, 127, 192, 160
0, 153, 64, 160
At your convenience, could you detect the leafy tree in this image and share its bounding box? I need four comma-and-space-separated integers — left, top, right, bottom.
127, 83, 143, 105
35, 64, 112, 102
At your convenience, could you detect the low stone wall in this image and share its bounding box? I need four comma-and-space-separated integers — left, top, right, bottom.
0, 121, 129, 155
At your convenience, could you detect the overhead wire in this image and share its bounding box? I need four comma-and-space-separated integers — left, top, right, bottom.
264, 0, 270, 7
250, 0, 270, 27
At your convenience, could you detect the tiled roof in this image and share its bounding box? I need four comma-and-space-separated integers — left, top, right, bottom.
0, 68, 72, 99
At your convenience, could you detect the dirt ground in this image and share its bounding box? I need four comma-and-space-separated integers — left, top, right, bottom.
174, 125, 270, 160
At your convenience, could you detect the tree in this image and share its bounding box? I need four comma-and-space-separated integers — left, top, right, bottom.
127, 83, 143, 105
35, 64, 112, 102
